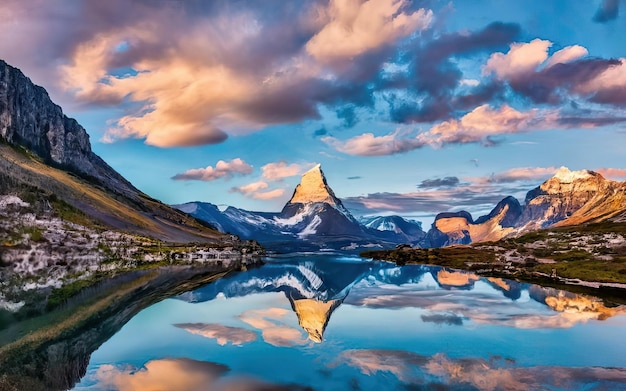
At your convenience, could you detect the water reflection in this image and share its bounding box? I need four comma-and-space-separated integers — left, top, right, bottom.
176, 257, 625, 338
65, 256, 626, 390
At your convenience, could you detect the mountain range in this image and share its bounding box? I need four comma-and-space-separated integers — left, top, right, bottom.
177, 165, 626, 251
175, 164, 427, 252
1, 57, 625, 253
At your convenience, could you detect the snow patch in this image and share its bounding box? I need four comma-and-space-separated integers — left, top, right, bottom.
298, 215, 322, 238
553, 166, 592, 182
175, 203, 198, 214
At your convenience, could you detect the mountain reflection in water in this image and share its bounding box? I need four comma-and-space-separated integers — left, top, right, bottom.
61, 256, 626, 390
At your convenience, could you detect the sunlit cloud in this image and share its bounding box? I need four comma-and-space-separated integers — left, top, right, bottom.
306, 0, 432, 65
239, 308, 308, 347
92, 358, 228, 391
173, 323, 257, 346
229, 181, 286, 200
90, 357, 313, 391
261, 161, 307, 181
597, 167, 626, 180
322, 131, 424, 156
172, 158, 253, 181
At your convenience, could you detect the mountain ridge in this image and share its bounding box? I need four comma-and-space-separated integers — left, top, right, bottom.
180, 166, 626, 250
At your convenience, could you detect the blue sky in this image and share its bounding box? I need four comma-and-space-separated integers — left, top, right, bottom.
1, 0, 625, 225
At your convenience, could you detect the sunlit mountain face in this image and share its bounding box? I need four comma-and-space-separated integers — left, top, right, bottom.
71, 256, 626, 391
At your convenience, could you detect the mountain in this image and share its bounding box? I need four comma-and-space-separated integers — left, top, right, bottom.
429, 167, 626, 246
426, 197, 522, 247
279, 164, 364, 237
518, 167, 626, 230
359, 215, 426, 244
0, 59, 224, 243
176, 165, 425, 251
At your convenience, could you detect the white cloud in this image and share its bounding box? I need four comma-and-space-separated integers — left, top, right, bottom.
172, 158, 253, 181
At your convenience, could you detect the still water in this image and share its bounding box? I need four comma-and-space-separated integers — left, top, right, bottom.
73, 255, 626, 390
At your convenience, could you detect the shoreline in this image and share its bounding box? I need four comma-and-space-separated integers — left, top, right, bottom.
361, 248, 626, 304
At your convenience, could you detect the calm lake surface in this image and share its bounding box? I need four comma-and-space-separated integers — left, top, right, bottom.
73, 255, 626, 390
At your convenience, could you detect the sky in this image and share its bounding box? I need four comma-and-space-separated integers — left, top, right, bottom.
1, 0, 625, 225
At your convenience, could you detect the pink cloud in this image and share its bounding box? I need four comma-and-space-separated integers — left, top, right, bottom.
172, 158, 253, 181
545, 45, 588, 68
481, 166, 559, 183
322, 131, 424, 156
229, 181, 286, 200
306, 0, 432, 65
423, 104, 548, 145
483, 39, 552, 79
261, 161, 305, 181
173, 323, 256, 346
596, 168, 626, 180
239, 308, 308, 347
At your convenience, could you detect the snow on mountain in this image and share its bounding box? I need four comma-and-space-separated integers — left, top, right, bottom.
553, 166, 593, 183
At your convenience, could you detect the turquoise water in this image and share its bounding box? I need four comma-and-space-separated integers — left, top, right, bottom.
73, 256, 626, 390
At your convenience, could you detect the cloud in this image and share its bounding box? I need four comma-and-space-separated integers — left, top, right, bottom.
347, 176, 362, 180
239, 308, 308, 347
0, 0, 436, 147
92, 358, 229, 391
420, 313, 464, 326
418, 176, 460, 189
322, 131, 424, 156
262, 161, 304, 181
389, 21, 521, 123
344, 283, 626, 330
596, 167, 626, 180
343, 188, 510, 216
335, 349, 626, 390
327, 104, 626, 157
306, 0, 432, 65
483, 39, 552, 79
172, 158, 253, 181
593, 0, 620, 22
482, 166, 558, 183
90, 357, 314, 391
230, 181, 286, 200
173, 323, 257, 346
313, 128, 328, 138
544, 45, 589, 68
483, 39, 625, 105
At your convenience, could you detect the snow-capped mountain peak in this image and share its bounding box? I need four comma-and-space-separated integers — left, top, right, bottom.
552, 166, 594, 183
288, 164, 341, 206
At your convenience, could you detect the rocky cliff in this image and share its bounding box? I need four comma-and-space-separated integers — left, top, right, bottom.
0, 59, 225, 242
0, 60, 136, 198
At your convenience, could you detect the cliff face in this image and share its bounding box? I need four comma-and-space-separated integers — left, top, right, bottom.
0, 59, 227, 242
0, 60, 136, 198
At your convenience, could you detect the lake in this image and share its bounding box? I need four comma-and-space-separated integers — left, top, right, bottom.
70, 255, 626, 391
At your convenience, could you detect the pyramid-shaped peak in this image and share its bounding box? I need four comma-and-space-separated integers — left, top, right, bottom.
288, 164, 340, 206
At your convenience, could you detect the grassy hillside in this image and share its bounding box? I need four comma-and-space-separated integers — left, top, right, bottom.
0, 142, 222, 242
